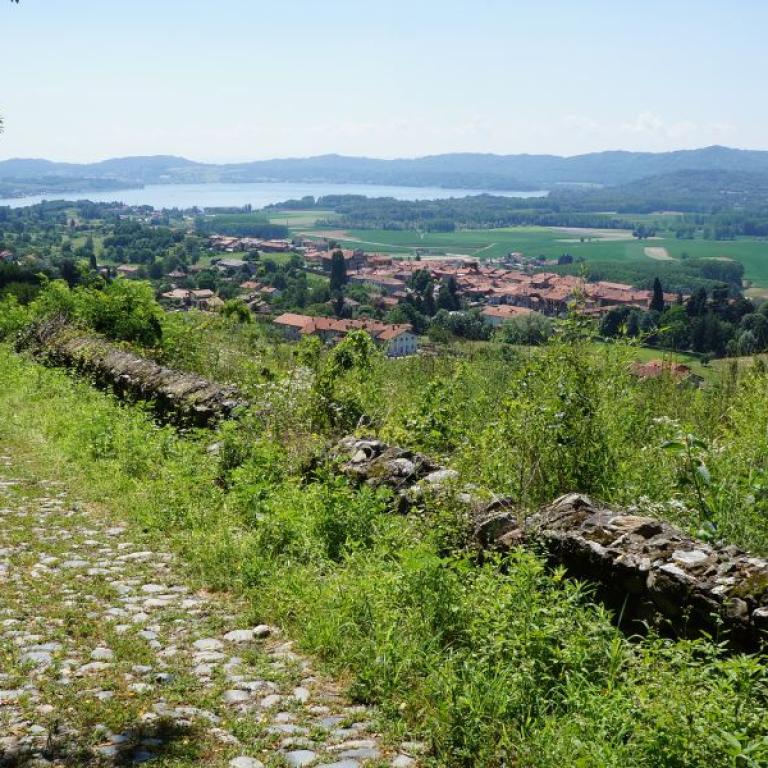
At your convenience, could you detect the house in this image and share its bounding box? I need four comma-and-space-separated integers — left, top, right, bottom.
159, 288, 219, 311
481, 305, 534, 328
316, 248, 367, 273
376, 325, 418, 357
204, 295, 225, 312
631, 359, 703, 386
160, 288, 194, 309
214, 258, 255, 276
116, 265, 141, 279
208, 235, 240, 252
273, 314, 417, 357
348, 274, 407, 295
259, 239, 292, 253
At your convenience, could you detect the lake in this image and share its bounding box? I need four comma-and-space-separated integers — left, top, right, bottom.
0, 181, 547, 210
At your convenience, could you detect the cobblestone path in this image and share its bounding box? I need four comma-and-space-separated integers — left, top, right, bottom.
0, 454, 422, 768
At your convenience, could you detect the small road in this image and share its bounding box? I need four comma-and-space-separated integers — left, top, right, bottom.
0, 454, 421, 767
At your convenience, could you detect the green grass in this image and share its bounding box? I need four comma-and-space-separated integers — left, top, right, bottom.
2, 343, 768, 767
267, 209, 337, 228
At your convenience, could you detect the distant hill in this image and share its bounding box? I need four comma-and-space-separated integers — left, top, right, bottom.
553, 169, 768, 212
3, 146, 768, 196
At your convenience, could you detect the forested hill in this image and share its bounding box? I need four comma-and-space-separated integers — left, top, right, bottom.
551, 169, 768, 213
4, 145, 768, 192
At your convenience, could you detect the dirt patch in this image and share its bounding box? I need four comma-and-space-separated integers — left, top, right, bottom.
644, 247, 674, 261
551, 227, 636, 242
304, 229, 355, 241
745, 287, 768, 300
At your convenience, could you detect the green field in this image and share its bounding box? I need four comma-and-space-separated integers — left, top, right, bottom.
266, 210, 337, 228
288, 224, 768, 287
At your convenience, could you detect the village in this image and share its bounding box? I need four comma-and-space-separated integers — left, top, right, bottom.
152, 235, 682, 357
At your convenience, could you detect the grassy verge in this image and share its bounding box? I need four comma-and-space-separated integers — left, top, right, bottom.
1, 346, 767, 767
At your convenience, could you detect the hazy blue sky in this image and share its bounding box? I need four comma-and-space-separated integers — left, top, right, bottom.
1, 0, 766, 162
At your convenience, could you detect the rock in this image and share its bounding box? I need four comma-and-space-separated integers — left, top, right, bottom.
284, 750, 318, 767
317, 715, 345, 729
77, 662, 112, 675
192, 638, 223, 652
253, 624, 274, 638
754, 606, 768, 628
222, 689, 251, 706
0, 689, 23, 703
474, 508, 520, 550
339, 748, 381, 760
331, 740, 377, 751
423, 468, 460, 486
91, 647, 114, 661
392, 756, 416, 767
260, 693, 282, 709
293, 686, 311, 703
315, 762, 361, 768
21, 651, 53, 667
224, 629, 255, 643
229, 758, 265, 768
672, 549, 711, 568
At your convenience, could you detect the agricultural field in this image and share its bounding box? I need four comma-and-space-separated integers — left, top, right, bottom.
267, 209, 337, 228
283, 216, 768, 288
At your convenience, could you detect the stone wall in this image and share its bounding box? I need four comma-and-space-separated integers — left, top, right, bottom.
16, 317, 246, 427
333, 436, 768, 649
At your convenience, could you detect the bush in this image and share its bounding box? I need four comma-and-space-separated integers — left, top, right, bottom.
28, 278, 164, 346
498, 312, 554, 345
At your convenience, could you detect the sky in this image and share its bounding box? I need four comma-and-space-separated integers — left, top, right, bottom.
1, 0, 767, 163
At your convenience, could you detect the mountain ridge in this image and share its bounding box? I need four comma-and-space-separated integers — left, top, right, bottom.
3, 145, 768, 193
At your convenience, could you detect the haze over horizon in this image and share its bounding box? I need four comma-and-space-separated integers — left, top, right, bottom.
2, 0, 767, 163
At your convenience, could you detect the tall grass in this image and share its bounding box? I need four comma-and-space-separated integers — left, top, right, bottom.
1, 345, 767, 767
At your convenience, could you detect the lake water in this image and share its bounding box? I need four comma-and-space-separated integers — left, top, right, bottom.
0, 181, 547, 210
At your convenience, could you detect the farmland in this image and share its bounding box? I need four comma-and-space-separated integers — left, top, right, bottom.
277, 213, 768, 288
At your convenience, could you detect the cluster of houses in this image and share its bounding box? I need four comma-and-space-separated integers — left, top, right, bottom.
273, 313, 417, 357
208, 236, 292, 253
337, 254, 680, 317
158, 288, 224, 311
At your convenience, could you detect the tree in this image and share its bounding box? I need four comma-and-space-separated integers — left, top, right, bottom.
658, 305, 690, 351
329, 250, 348, 292
222, 299, 252, 324
332, 291, 346, 318
650, 277, 665, 313
437, 276, 460, 311
687, 287, 708, 317
740, 313, 768, 349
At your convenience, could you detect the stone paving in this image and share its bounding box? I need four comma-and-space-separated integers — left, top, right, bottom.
0, 454, 422, 767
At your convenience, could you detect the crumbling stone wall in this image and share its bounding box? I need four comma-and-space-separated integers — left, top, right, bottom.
16, 318, 246, 427
334, 436, 768, 649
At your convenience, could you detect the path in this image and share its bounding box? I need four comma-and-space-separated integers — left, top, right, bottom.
0, 454, 422, 768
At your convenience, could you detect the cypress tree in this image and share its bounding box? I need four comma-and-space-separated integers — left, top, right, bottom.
650, 277, 665, 313
329, 250, 348, 292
